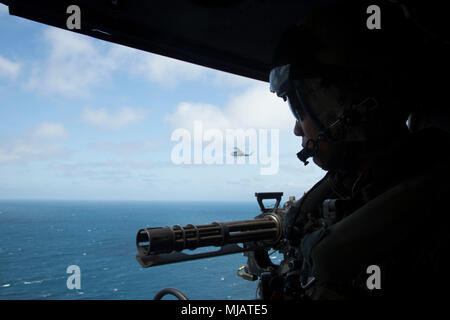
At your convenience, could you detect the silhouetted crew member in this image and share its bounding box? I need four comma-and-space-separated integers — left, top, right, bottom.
268, 0, 450, 299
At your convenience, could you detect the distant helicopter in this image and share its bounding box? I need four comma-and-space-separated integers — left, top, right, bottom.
230, 147, 253, 157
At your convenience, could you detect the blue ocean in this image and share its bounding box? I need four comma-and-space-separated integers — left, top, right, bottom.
0, 200, 282, 300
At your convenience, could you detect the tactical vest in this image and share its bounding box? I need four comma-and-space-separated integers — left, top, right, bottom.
283, 128, 450, 299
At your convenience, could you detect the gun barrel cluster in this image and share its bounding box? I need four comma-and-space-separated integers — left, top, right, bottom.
136, 214, 281, 256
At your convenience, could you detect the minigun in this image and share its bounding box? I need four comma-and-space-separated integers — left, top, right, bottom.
136, 193, 292, 294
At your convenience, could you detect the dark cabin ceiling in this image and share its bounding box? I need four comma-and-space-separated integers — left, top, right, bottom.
1, 0, 336, 82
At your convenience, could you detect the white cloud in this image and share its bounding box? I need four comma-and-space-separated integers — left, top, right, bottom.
167, 83, 293, 131
27, 28, 115, 97
34, 122, 67, 138
210, 70, 260, 88
90, 140, 154, 155
25, 28, 208, 97
226, 84, 293, 130
0, 55, 21, 80
166, 102, 233, 130
106, 45, 209, 88
48, 160, 170, 184
0, 122, 71, 165
110, 45, 260, 89
26, 27, 261, 97
81, 106, 147, 129
0, 4, 8, 15
0, 142, 69, 165
49, 162, 133, 183
130, 53, 206, 88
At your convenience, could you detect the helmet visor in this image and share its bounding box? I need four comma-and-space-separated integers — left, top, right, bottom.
270, 64, 305, 121
286, 92, 305, 122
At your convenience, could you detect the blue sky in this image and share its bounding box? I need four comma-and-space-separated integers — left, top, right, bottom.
0, 4, 325, 201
